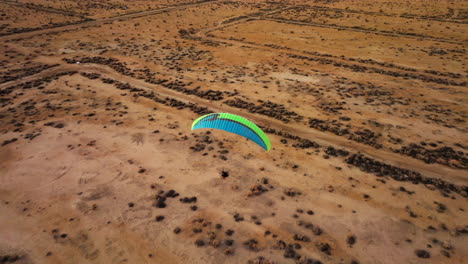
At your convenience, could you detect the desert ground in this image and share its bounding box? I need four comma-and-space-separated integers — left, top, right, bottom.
0, 0, 467, 263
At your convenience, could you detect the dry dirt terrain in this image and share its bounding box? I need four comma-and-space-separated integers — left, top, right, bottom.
0, 0, 467, 263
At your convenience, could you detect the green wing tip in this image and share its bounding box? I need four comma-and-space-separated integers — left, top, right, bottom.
191, 113, 211, 130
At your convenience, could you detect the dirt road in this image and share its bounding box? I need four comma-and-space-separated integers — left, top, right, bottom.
2, 62, 465, 186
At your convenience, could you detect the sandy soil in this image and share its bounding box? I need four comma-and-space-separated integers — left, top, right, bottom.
8, 0, 201, 19
0, 1, 467, 264
0, 2, 85, 36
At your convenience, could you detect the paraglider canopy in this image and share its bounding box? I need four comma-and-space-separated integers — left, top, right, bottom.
191, 113, 271, 151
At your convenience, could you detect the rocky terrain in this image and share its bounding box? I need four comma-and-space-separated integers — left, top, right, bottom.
0, 0, 467, 263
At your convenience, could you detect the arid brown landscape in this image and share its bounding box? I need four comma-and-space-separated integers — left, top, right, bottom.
0, 0, 467, 263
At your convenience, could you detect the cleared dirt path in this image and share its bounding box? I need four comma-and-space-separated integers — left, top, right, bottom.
1, 63, 466, 186
0, 0, 84, 17
196, 19, 466, 85
0, 0, 220, 41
